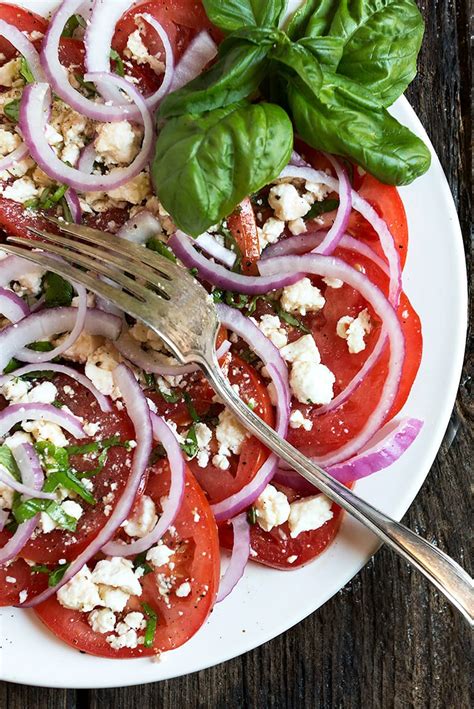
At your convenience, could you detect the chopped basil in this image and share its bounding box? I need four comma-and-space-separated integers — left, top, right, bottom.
66, 435, 131, 477
146, 237, 177, 262
182, 392, 199, 423
62, 13, 86, 37
35, 441, 97, 504
19, 57, 35, 84
181, 424, 199, 458
110, 48, 125, 77
304, 198, 340, 221
12, 497, 78, 531
27, 341, 54, 353
142, 602, 158, 648
133, 551, 153, 576
3, 357, 21, 375
0, 446, 21, 481
48, 561, 71, 586
3, 98, 20, 122
42, 271, 74, 308
30, 563, 50, 575
274, 306, 310, 334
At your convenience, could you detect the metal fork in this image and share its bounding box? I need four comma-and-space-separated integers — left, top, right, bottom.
4, 218, 472, 625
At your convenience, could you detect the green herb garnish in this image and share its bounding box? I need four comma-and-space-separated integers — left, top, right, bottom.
146, 237, 177, 262
19, 57, 35, 84
142, 602, 158, 648
133, 552, 153, 577
3, 98, 20, 122
110, 48, 125, 77
305, 198, 340, 221
48, 562, 71, 586
0, 445, 21, 481
12, 497, 78, 531
62, 13, 86, 37
42, 271, 74, 308
181, 424, 199, 458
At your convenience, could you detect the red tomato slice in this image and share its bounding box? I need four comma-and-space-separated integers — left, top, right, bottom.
0, 534, 48, 606
0, 4, 47, 60
220, 484, 344, 569
227, 198, 260, 275
18, 375, 137, 564
34, 467, 220, 658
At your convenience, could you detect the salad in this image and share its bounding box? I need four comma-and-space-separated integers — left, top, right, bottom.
0, 0, 427, 660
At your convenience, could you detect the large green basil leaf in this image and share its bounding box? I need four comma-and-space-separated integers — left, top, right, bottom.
328, 0, 424, 106
202, 0, 286, 31
159, 43, 270, 118
285, 0, 333, 39
271, 40, 323, 95
152, 102, 293, 235
287, 72, 430, 185
298, 36, 344, 70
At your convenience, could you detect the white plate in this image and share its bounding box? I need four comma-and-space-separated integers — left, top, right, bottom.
0, 0, 468, 689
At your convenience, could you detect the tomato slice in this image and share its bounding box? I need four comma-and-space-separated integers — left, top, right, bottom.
220, 485, 344, 569
34, 467, 220, 658
0, 4, 47, 60
18, 375, 137, 564
0, 534, 48, 606
227, 198, 260, 275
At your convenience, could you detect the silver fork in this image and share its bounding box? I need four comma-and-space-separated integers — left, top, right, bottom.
3, 219, 473, 625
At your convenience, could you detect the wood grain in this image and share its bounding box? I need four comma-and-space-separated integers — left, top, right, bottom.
1, 1, 471, 707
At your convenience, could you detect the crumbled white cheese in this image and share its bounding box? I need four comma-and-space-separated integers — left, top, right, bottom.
22, 420, 69, 448
125, 28, 165, 74
91, 557, 143, 596
268, 183, 311, 221
290, 361, 335, 405
106, 628, 139, 650
1, 176, 39, 204
12, 265, 44, 296
85, 345, 122, 399
3, 431, 32, 449
0, 127, 20, 156
191, 421, 212, 468
280, 334, 320, 364
123, 494, 158, 539
25, 381, 58, 405
123, 611, 146, 630
94, 121, 140, 165
289, 409, 313, 431
56, 332, 104, 364
305, 180, 330, 203
280, 278, 325, 316
336, 308, 372, 354
88, 607, 116, 634
215, 408, 248, 457
288, 494, 333, 538
62, 500, 83, 520
0, 58, 21, 87
212, 453, 230, 470
97, 586, 130, 613
258, 217, 285, 250
323, 276, 343, 289
57, 565, 103, 612
175, 581, 191, 598
1, 377, 31, 404
108, 172, 151, 204
0, 470, 14, 510
258, 314, 288, 349
254, 484, 290, 532
288, 217, 307, 236
146, 542, 175, 568
83, 420, 101, 437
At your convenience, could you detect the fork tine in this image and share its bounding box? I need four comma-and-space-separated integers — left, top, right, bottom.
43, 215, 186, 282
10, 232, 170, 303
23, 228, 174, 298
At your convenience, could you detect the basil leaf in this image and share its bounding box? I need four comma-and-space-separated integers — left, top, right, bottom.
287, 72, 431, 185
271, 40, 323, 95
146, 237, 176, 262
133, 552, 153, 576
27, 341, 54, 353
153, 101, 293, 236
3, 98, 20, 122
0, 446, 21, 481
19, 58, 35, 84
159, 43, 270, 119
3, 358, 21, 375
328, 0, 424, 106
110, 48, 125, 78
304, 197, 339, 220
43, 272, 74, 308
298, 36, 344, 70
48, 562, 70, 586
202, 0, 286, 31
286, 0, 335, 39
142, 602, 158, 648
181, 424, 199, 458
12, 498, 78, 531
43, 469, 96, 506
62, 13, 85, 37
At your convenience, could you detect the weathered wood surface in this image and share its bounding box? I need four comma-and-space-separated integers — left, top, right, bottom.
1, 1, 471, 706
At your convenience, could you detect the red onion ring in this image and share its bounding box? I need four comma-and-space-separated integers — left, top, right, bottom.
20, 76, 154, 192
0, 363, 112, 413
170, 31, 218, 91
274, 418, 423, 494
116, 210, 162, 244
312, 155, 351, 255
114, 327, 231, 376
279, 164, 401, 305
22, 363, 153, 607
194, 232, 237, 269
0, 287, 30, 322
0, 142, 29, 173
0, 467, 55, 501
77, 143, 96, 174
0, 443, 45, 565
86, 4, 175, 116
169, 231, 304, 295
259, 254, 405, 466
211, 305, 291, 522
64, 189, 82, 224
0, 306, 122, 371
0, 19, 45, 82
0, 255, 44, 290
40, 0, 145, 122
216, 512, 251, 602
0, 402, 85, 440
102, 411, 186, 557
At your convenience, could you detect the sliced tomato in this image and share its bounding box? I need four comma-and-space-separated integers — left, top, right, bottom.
189, 355, 274, 504
220, 485, 343, 569
0, 535, 48, 606
112, 0, 221, 96
0, 4, 47, 60
34, 467, 220, 658
17, 374, 137, 564
227, 198, 260, 275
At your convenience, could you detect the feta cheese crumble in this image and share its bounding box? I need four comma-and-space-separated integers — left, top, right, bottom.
336, 308, 372, 354
258, 314, 288, 349
288, 495, 333, 538
268, 183, 311, 221
254, 484, 290, 532
280, 278, 325, 316
123, 495, 158, 539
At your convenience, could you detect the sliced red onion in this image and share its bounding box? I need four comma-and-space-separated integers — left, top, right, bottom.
339, 235, 390, 277
0, 18, 45, 81
0, 363, 112, 413
77, 143, 96, 174
279, 164, 401, 305
40, 0, 145, 122
0, 142, 29, 173
0, 255, 44, 290
290, 150, 310, 167
0, 468, 55, 502
195, 232, 237, 269
0, 402, 85, 440
312, 155, 351, 255
211, 305, 291, 522
86, 4, 175, 115
102, 411, 186, 557
169, 231, 304, 295
20, 77, 154, 192
259, 254, 405, 466
23, 363, 153, 607
18, 284, 88, 364
216, 512, 251, 603
0, 307, 121, 371
170, 31, 218, 91
0, 509, 9, 532
274, 418, 423, 494
64, 189, 82, 224
0, 443, 45, 564
116, 210, 162, 244
0, 287, 30, 323
114, 327, 230, 376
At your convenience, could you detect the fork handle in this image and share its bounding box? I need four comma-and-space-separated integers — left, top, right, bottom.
199, 355, 474, 626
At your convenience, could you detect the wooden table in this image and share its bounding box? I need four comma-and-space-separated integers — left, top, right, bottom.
1, 1, 471, 706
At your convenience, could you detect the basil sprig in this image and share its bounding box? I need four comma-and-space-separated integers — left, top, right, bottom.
153, 0, 430, 236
